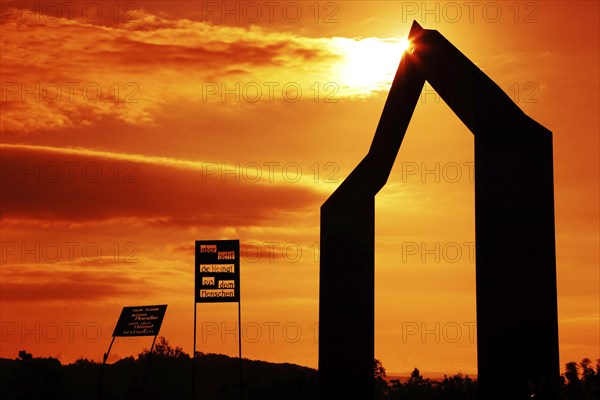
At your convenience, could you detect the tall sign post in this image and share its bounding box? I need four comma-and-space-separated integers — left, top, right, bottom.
193, 240, 242, 399
99, 304, 167, 400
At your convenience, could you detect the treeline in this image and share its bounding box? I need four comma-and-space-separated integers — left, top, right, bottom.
375, 359, 477, 399
0, 337, 316, 400
0, 337, 598, 399
374, 359, 600, 400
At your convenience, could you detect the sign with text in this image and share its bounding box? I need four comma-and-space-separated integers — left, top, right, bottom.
195, 240, 240, 303
112, 304, 167, 337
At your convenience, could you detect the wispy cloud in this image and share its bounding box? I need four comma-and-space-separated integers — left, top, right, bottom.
1, 144, 323, 224
1, 9, 406, 133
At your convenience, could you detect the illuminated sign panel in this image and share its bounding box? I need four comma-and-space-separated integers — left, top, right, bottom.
195, 240, 240, 303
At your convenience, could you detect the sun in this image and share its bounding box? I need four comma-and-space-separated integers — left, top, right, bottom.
334, 36, 412, 96
398, 38, 412, 53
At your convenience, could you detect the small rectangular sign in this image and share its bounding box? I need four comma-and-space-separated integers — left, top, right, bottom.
195, 240, 240, 303
112, 304, 167, 337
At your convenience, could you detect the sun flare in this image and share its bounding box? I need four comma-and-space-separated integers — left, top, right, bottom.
334, 36, 411, 96
399, 38, 411, 53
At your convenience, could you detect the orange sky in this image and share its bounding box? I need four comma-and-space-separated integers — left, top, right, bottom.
1, 0, 598, 376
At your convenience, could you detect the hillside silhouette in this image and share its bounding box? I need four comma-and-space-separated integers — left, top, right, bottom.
1, 337, 598, 399
0, 337, 316, 400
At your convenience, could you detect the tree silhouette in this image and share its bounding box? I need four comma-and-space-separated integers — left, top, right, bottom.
374, 358, 388, 399
437, 374, 477, 400
563, 358, 600, 400
385, 364, 477, 400
406, 368, 430, 386
138, 336, 189, 360
17, 350, 32, 362
1, 350, 64, 400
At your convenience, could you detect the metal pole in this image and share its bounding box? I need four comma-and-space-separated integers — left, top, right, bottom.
238, 300, 243, 400
144, 335, 158, 400
193, 301, 197, 400
193, 240, 200, 400
98, 336, 115, 400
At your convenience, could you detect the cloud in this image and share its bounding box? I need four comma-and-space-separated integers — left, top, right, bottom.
0, 144, 323, 226
0, 274, 141, 302
0, 7, 410, 134
0, 255, 189, 302
0, 8, 339, 133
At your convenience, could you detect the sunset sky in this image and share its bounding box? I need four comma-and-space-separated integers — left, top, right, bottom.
1, 0, 598, 377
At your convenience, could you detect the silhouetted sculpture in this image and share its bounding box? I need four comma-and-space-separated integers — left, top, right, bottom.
319, 21, 559, 400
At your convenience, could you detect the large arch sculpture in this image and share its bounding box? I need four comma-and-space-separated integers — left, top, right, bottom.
318, 21, 559, 400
